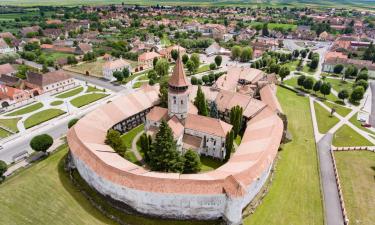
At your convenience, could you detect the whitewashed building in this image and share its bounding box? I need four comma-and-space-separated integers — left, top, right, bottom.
102, 58, 132, 81
0, 38, 15, 54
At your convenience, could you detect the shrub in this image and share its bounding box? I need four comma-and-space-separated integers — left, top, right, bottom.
30, 134, 53, 153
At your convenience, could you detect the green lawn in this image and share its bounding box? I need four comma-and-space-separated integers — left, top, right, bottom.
281, 60, 299, 71
334, 151, 375, 225
349, 113, 375, 136
132, 81, 147, 89
333, 124, 373, 147
200, 156, 224, 172
70, 93, 108, 108
24, 109, 65, 129
50, 100, 63, 106
244, 87, 323, 225
196, 64, 210, 74
0, 146, 116, 225
322, 101, 351, 117
302, 65, 316, 75
121, 124, 145, 149
71, 59, 106, 77
314, 102, 339, 134
55, 87, 84, 98
235, 135, 241, 146
86, 85, 105, 93
0, 128, 11, 139
324, 78, 353, 93
43, 52, 74, 62
124, 151, 141, 165
0, 118, 20, 132
5, 102, 43, 116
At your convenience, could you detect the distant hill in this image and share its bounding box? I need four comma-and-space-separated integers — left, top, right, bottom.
1, 0, 374, 10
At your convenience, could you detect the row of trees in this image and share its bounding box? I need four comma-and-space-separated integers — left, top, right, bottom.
231, 46, 253, 62
191, 71, 225, 86
113, 68, 130, 82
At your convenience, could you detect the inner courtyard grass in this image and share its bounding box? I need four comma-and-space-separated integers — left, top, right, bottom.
200, 156, 224, 172
86, 85, 105, 93
322, 101, 351, 117
333, 124, 373, 147
120, 124, 145, 149
314, 102, 339, 134
0, 117, 20, 132
5, 102, 43, 116
55, 86, 84, 98
50, 100, 64, 106
324, 78, 353, 93
244, 87, 323, 225
334, 151, 375, 225
0, 128, 11, 138
24, 109, 65, 129
70, 93, 108, 108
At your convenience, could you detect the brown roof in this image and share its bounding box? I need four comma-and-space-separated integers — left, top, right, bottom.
77, 43, 92, 53
146, 106, 168, 122
0, 38, 9, 49
0, 74, 19, 86
168, 56, 190, 87
26, 70, 71, 87
182, 134, 202, 150
185, 113, 232, 137
0, 63, 16, 75
167, 116, 184, 138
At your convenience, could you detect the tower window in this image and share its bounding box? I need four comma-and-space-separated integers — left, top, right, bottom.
181, 100, 183, 105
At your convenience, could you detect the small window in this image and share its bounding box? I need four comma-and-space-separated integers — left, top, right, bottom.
181, 100, 183, 104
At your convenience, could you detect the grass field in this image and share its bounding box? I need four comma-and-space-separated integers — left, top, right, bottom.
0, 117, 20, 132
349, 113, 375, 136
249, 22, 297, 31
70, 93, 108, 108
132, 81, 147, 89
196, 64, 210, 74
71, 59, 106, 77
322, 101, 351, 117
302, 65, 316, 75
0, 146, 116, 225
200, 156, 224, 172
86, 85, 105, 93
120, 124, 144, 149
333, 124, 373, 147
5, 102, 43, 116
334, 151, 375, 225
24, 109, 65, 129
324, 78, 353, 93
43, 52, 74, 62
55, 86, 83, 98
0, 128, 11, 138
281, 60, 299, 71
243, 87, 323, 225
314, 102, 339, 134
50, 100, 64, 106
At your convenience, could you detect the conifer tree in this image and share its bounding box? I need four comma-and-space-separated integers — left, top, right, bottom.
194, 86, 209, 116
230, 106, 243, 137
225, 130, 234, 162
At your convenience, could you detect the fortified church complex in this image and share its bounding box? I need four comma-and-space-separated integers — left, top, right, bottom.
67, 56, 285, 224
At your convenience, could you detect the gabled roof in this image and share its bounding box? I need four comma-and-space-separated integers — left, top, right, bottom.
146, 106, 168, 122
168, 56, 190, 87
185, 113, 232, 137
26, 70, 70, 87
0, 63, 16, 75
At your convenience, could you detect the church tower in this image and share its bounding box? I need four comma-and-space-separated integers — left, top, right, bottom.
168, 55, 190, 119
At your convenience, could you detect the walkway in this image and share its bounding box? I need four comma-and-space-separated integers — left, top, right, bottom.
131, 130, 145, 164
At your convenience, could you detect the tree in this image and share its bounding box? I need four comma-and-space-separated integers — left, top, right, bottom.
320, 82, 331, 97
309, 54, 319, 70
186, 59, 196, 74
333, 64, 344, 74
153, 57, 158, 68
303, 77, 314, 90
194, 86, 209, 116
159, 84, 168, 107
190, 53, 200, 71
191, 76, 198, 85
155, 58, 169, 77
278, 66, 290, 81
209, 101, 219, 118
30, 134, 53, 154
297, 75, 306, 88
300, 49, 307, 58
42, 64, 49, 73
105, 129, 123, 151
0, 160, 7, 179
350, 86, 365, 103
363, 42, 375, 62
356, 70, 369, 81
344, 65, 358, 78
230, 106, 243, 137
148, 120, 184, 173
313, 80, 322, 93
183, 150, 201, 173
122, 67, 130, 79
338, 89, 349, 102
171, 49, 179, 61
262, 23, 269, 36
113, 71, 124, 82
209, 63, 216, 70
68, 118, 79, 128
293, 49, 300, 58
225, 130, 234, 162
231, 45, 241, 60
214, 55, 222, 67
240, 47, 253, 62
182, 54, 189, 64
202, 75, 209, 84
354, 79, 368, 90
139, 133, 152, 162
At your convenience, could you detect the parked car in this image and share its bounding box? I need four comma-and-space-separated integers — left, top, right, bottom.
361, 123, 371, 128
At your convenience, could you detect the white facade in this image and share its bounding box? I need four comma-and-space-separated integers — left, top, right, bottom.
168, 91, 189, 119
42, 78, 76, 94
103, 61, 132, 81
0, 46, 16, 54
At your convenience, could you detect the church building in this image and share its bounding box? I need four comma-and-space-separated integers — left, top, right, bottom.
145, 56, 232, 160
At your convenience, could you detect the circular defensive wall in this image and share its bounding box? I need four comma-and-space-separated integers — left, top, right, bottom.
67, 84, 284, 225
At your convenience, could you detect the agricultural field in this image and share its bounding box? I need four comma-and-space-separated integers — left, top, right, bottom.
69, 59, 106, 77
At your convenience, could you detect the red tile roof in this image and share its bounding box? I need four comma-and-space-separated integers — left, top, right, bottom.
168, 56, 190, 87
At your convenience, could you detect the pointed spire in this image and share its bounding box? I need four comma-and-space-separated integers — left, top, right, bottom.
168, 54, 190, 87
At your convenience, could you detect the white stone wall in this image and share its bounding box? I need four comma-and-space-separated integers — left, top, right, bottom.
43, 78, 76, 94
185, 128, 225, 159
71, 151, 273, 225
168, 92, 189, 119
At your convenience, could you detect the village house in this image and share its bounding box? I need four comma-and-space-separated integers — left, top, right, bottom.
102, 58, 132, 81
0, 63, 16, 76
25, 70, 76, 95
205, 42, 230, 56
0, 38, 16, 54
0, 84, 36, 108
138, 51, 162, 70
159, 45, 186, 62
20, 26, 40, 37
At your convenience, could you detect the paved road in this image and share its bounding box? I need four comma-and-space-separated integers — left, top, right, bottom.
65, 71, 125, 92
317, 134, 345, 225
